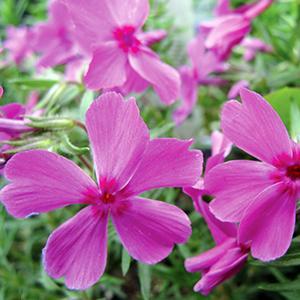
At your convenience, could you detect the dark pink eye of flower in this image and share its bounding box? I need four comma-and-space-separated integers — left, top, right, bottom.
286, 164, 300, 181
100, 192, 116, 204
113, 25, 141, 53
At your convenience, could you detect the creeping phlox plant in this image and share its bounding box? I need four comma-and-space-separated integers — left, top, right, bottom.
1, 0, 300, 299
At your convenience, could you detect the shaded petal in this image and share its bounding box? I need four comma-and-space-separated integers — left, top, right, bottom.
211, 130, 232, 157
173, 66, 198, 125
112, 197, 191, 264
185, 238, 236, 273
239, 183, 296, 261
205, 160, 275, 222
222, 89, 292, 164
0, 150, 96, 218
43, 206, 108, 290
129, 47, 180, 105
196, 200, 237, 244
194, 247, 248, 295
0, 103, 25, 119
86, 92, 149, 191
84, 42, 127, 90
123, 138, 202, 196
118, 64, 149, 95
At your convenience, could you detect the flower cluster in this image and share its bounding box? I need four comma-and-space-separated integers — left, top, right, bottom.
2, 0, 298, 298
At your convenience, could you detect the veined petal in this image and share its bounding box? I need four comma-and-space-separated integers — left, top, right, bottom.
84, 42, 127, 90
63, 0, 116, 53
105, 0, 149, 29
205, 160, 275, 222
123, 138, 202, 196
239, 183, 296, 261
222, 89, 292, 164
43, 206, 108, 290
86, 92, 149, 191
112, 197, 191, 264
129, 47, 180, 105
0, 150, 97, 218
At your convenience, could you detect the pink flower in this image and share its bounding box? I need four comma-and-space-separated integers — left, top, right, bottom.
183, 132, 246, 295
184, 130, 232, 202
0, 92, 202, 289
184, 199, 248, 295
241, 37, 273, 61
214, 0, 257, 17
0, 90, 41, 170
203, 0, 273, 60
32, 0, 78, 68
4, 26, 34, 65
173, 35, 227, 125
64, 0, 180, 105
206, 89, 299, 261
228, 80, 249, 99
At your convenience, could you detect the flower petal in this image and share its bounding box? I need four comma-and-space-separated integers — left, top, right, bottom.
222, 89, 292, 164
239, 183, 296, 261
194, 247, 248, 295
138, 30, 167, 46
123, 138, 202, 196
118, 64, 149, 95
63, 0, 116, 53
86, 92, 149, 191
0, 150, 96, 218
105, 0, 149, 29
185, 238, 236, 273
196, 200, 237, 244
112, 197, 191, 264
129, 47, 180, 105
84, 42, 127, 90
173, 66, 198, 125
205, 160, 275, 222
43, 206, 108, 290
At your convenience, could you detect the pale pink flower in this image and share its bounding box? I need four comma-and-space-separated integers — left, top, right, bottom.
206, 89, 299, 261
214, 0, 257, 17
0, 92, 202, 289
203, 0, 273, 60
241, 37, 273, 61
4, 26, 34, 65
173, 35, 227, 125
64, 0, 180, 104
32, 0, 78, 68
185, 199, 248, 295
228, 80, 249, 99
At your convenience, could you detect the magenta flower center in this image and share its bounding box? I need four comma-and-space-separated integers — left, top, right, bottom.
113, 25, 141, 53
286, 164, 300, 180
100, 192, 116, 204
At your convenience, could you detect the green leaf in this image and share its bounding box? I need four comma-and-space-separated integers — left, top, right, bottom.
121, 248, 131, 276
9, 78, 58, 89
259, 280, 300, 292
80, 90, 94, 121
265, 87, 300, 131
290, 101, 300, 141
138, 263, 151, 300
